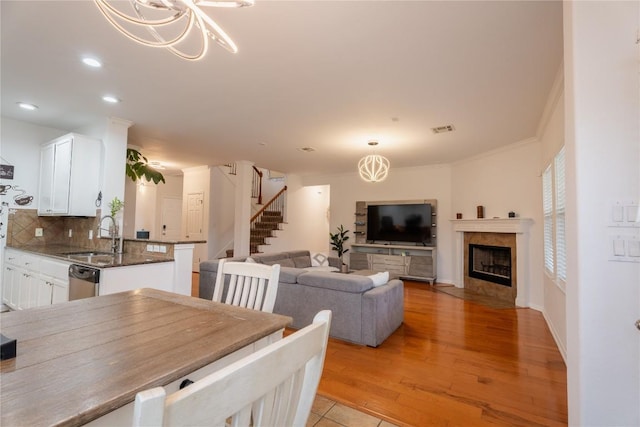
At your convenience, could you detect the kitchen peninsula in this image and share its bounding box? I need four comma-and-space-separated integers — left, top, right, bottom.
3, 233, 204, 310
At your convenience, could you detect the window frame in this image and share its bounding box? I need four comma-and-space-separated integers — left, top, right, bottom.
543, 146, 566, 291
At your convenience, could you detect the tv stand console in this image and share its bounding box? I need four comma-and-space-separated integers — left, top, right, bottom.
350, 243, 437, 284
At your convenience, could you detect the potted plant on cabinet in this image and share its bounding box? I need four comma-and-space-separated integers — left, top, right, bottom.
330, 225, 350, 273
108, 196, 124, 236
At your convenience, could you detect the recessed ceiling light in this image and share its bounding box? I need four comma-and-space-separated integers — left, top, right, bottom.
82, 57, 102, 68
102, 95, 120, 104
17, 102, 38, 111
297, 147, 316, 152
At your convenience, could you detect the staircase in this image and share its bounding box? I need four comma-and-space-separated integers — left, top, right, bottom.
250, 186, 287, 254
224, 164, 287, 255
250, 210, 284, 254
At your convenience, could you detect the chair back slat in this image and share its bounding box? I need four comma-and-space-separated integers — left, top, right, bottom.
133, 310, 332, 427
213, 260, 281, 313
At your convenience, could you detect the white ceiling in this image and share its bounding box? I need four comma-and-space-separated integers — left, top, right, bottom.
1, 0, 563, 176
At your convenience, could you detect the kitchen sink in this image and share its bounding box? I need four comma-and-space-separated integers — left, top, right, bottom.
63, 251, 114, 257
61, 251, 117, 266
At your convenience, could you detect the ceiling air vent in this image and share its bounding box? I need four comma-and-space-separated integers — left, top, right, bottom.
431, 125, 455, 134
297, 147, 316, 152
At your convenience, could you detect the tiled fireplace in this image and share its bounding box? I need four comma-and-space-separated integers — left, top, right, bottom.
452, 218, 532, 307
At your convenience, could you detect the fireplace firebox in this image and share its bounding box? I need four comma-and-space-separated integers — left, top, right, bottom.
468, 244, 512, 287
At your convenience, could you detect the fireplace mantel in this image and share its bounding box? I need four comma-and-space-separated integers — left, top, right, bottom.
451, 218, 532, 233
451, 218, 533, 307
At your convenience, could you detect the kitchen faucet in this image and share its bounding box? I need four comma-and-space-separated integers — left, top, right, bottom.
97, 215, 123, 254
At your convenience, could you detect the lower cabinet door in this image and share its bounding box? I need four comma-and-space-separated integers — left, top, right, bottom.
51, 279, 69, 305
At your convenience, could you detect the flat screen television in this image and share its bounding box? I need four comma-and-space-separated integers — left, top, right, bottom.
367, 203, 432, 245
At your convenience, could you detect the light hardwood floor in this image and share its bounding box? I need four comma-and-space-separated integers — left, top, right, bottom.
192, 274, 567, 426
317, 281, 567, 427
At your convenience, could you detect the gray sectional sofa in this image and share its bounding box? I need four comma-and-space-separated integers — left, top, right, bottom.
199, 250, 404, 347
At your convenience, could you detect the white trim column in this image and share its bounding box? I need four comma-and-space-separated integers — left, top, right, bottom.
233, 161, 253, 257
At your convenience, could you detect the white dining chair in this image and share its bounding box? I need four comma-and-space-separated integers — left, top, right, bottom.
212, 259, 281, 313
132, 310, 332, 427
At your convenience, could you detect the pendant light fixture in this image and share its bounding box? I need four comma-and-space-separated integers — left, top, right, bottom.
94, 0, 254, 60
358, 141, 390, 183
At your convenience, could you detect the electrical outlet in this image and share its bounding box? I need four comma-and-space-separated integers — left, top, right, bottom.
35, 228, 43, 237
68, 229, 73, 238
89, 230, 93, 240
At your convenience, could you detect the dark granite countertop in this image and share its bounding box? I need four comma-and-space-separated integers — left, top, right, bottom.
6, 244, 174, 269
123, 238, 206, 245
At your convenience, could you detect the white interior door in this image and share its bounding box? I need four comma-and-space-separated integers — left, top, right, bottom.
160, 197, 182, 240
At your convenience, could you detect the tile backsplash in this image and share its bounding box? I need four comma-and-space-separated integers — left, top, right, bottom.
7, 209, 111, 252
6, 209, 173, 259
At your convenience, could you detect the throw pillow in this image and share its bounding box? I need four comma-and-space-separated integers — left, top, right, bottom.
369, 271, 390, 287
310, 252, 330, 267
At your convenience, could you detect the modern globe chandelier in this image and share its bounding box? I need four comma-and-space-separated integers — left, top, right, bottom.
358, 141, 390, 183
94, 0, 254, 60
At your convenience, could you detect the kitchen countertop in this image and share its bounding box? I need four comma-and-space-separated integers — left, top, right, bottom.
124, 238, 206, 244
6, 244, 174, 268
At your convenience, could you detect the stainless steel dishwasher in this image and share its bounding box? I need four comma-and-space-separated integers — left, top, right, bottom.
68, 265, 101, 300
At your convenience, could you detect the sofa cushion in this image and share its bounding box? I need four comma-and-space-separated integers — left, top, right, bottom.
200, 257, 247, 273
279, 267, 306, 284
297, 271, 374, 293
252, 253, 286, 265
303, 266, 339, 272
271, 258, 295, 268
292, 255, 312, 268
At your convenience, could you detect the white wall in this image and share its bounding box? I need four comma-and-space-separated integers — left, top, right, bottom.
262, 175, 330, 254
451, 139, 544, 308
208, 166, 236, 259
154, 174, 183, 238
0, 117, 67, 210
304, 164, 454, 282
134, 182, 157, 237
564, 1, 639, 425
540, 90, 567, 360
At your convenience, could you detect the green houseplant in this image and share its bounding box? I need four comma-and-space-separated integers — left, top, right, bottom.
126, 148, 166, 184
330, 225, 350, 272
108, 196, 124, 218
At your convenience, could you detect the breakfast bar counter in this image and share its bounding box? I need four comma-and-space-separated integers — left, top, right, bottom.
0, 288, 292, 426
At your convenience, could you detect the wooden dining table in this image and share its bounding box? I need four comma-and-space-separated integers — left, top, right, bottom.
0, 288, 292, 427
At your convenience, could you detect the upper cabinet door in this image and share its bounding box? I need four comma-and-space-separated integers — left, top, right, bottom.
38, 143, 56, 214
51, 138, 72, 214
38, 133, 102, 217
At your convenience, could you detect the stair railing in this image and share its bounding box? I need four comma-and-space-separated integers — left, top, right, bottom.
252, 166, 263, 205
250, 186, 288, 252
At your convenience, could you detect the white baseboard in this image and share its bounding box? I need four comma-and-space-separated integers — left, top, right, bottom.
542, 309, 567, 363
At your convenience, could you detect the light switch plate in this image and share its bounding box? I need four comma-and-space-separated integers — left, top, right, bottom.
35, 228, 43, 237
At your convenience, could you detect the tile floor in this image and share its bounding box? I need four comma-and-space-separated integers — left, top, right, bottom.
308, 395, 399, 427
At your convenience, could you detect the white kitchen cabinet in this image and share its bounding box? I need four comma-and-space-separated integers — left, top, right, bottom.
2, 264, 19, 308
2, 248, 70, 310
38, 133, 102, 217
